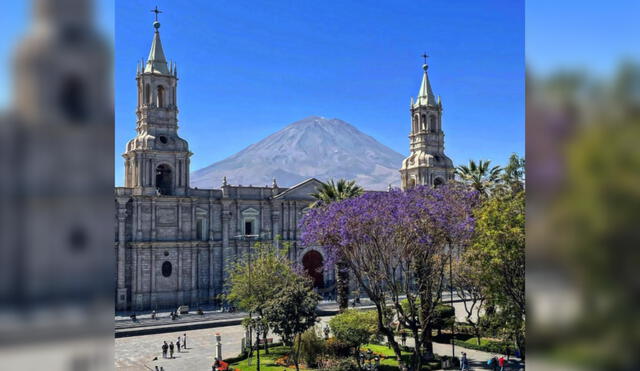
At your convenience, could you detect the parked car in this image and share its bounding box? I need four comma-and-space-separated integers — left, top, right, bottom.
177, 305, 189, 314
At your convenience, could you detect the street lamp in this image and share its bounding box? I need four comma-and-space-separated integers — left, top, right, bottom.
232, 233, 260, 363
448, 241, 455, 360
253, 317, 267, 371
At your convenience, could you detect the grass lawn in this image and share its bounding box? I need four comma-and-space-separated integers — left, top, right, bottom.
228, 343, 440, 371
228, 345, 300, 370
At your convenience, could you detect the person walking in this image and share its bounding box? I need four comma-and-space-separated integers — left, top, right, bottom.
460, 352, 469, 371
183, 333, 187, 349
506, 347, 511, 361
176, 337, 181, 352
169, 342, 174, 358
400, 332, 407, 346
162, 341, 168, 358
498, 355, 505, 371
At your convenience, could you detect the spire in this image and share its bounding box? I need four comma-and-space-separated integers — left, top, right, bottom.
144, 7, 170, 75
415, 63, 436, 107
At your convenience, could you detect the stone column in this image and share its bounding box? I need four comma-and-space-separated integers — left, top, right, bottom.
116, 198, 129, 311
221, 202, 231, 292
191, 245, 198, 304
151, 199, 157, 240
150, 245, 156, 309
208, 198, 215, 300
177, 200, 182, 240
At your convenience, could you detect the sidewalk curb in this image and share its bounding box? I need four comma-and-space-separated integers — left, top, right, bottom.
115, 308, 342, 338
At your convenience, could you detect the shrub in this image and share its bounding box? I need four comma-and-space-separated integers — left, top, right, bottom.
431, 304, 455, 335
318, 358, 359, 371
453, 338, 513, 354
295, 327, 326, 368
325, 337, 352, 357
329, 309, 378, 352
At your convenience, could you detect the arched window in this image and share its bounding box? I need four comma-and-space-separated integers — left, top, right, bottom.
145, 83, 150, 104
157, 85, 165, 107
421, 114, 426, 131
408, 178, 416, 189
60, 76, 88, 123
413, 115, 419, 132
161, 261, 172, 277
430, 115, 436, 132
155, 164, 172, 195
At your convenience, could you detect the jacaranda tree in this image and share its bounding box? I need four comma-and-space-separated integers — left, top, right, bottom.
301, 184, 477, 369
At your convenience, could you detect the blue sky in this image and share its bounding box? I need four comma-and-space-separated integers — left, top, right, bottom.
2, 1, 525, 187
112, 0, 524, 186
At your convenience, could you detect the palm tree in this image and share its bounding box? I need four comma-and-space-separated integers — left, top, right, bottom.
310, 179, 363, 311
501, 153, 525, 193
310, 179, 364, 208
455, 160, 502, 196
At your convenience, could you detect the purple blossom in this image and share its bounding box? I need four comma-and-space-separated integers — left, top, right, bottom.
300, 184, 478, 263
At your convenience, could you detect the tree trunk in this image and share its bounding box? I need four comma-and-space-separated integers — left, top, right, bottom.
412, 328, 422, 371
336, 259, 350, 311
263, 329, 269, 354
294, 333, 303, 371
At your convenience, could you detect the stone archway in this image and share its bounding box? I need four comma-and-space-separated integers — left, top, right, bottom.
155, 164, 172, 195
302, 250, 324, 288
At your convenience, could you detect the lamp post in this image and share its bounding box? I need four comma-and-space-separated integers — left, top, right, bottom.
254, 317, 266, 371
233, 234, 261, 369
449, 241, 455, 360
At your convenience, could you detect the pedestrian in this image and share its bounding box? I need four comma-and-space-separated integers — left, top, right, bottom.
401, 332, 407, 346
498, 355, 505, 371
487, 355, 498, 370
183, 333, 187, 349
169, 342, 174, 358
460, 352, 469, 371
176, 337, 181, 352
162, 341, 168, 358
151, 310, 156, 320
506, 347, 511, 361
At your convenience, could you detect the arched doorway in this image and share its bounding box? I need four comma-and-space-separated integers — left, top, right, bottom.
302, 250, 324, 288
155, 164, 172, 195
434, 177, 444, 187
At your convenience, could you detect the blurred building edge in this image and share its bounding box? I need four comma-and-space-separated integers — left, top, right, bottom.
0, 0, 114, 357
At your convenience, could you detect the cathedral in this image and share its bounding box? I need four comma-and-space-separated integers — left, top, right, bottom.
115, 16, 453, 311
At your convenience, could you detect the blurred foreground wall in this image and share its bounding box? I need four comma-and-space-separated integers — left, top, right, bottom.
0, 0, 113, 370
526, 2, 640, 370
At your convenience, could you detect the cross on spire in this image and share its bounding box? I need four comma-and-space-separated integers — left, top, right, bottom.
151, 6, 162, 22
422, 52, 429, 65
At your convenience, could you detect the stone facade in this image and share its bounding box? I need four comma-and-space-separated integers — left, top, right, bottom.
115, 20, 332, 311
400, 63, 454, 189
115, 18, 455, 311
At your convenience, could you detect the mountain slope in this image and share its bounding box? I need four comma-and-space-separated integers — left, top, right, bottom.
190, 116, 405, 190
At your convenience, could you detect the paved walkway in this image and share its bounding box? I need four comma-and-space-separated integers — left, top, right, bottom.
116, 316, 524, 370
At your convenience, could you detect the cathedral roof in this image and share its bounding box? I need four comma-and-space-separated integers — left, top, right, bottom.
413, 64, 436, 107
144, 22, 170, 75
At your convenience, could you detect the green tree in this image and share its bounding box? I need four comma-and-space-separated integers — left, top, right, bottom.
468, 191, 525, 354
329, 309, 378, 367
264, 276, 320, 371
310, 178, 364, 312
431, 304, 455, 336
226, 243, 298, 354
456, 159, 502, 196
451, 254, 485, 345
501, 153, 525, 193
294, 327, 326, 369
310, 179, 364, 208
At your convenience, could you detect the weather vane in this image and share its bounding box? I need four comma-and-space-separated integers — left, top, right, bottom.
422, 52, 429, 65
151, 6, 162, 22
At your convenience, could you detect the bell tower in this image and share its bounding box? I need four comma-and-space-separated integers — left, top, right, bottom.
400, 56, 454, 189
124, 8, 191, 196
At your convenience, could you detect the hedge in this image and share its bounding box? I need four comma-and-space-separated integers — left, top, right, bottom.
453, 338, 513, 354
